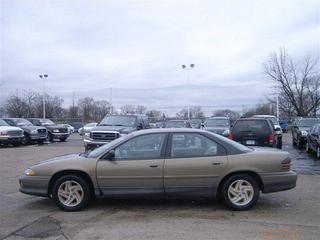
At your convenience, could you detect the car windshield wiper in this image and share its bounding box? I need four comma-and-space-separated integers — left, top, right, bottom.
99, 124, 112, 126
113, 124, 127, 126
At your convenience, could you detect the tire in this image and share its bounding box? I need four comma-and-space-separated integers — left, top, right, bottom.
60, 138, 66, 142
52, 175, 91, 211
306, 141, 311, 153
21, 134, 28, 145
292, 137, 296, 147
316, 146, 320, 159
38, 139, 45, 145
47, 133, 53, 142
276, 137, 282, 149
297, 138, 303, 149
221, 174, 260, 211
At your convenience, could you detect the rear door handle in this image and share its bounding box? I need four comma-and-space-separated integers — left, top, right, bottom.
149, 165, 159, 168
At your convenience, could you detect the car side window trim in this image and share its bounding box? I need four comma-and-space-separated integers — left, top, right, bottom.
165, 132, 227, 159
100, 133, 169, 161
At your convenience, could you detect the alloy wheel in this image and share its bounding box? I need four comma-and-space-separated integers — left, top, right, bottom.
57, 180, 84, 207
227, 179, 254, 206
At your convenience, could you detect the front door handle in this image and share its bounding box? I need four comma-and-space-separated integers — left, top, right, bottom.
149, 165, 159, 168
211, 162, 222, 166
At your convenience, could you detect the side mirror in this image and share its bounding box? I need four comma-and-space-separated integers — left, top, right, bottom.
103, 150, 115, 161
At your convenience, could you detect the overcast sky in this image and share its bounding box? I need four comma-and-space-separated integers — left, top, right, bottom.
1, 0, 319, 115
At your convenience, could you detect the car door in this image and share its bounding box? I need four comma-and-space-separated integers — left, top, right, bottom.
96, 133, 167, 196
164, 133, 228, 197
310, 126, 318, 151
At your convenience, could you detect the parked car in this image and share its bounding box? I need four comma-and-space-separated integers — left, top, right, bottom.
83, 115, 150, 151
27, 118, 70, 142
20, 128, 297, 211
252, 115, 282, 149
292, 118, 320, 149
2, 118, 47, 144
78, 122, 98, 136
165, 120, 190, 128
69, 122, 83, 132
190, 118, 203, 128
204, 117, 231, 137
230, 118, 281, 148
279, 120, 289, 133
63, 124, 75, 134
0, 119, 24, 146
306, 123, 320, 158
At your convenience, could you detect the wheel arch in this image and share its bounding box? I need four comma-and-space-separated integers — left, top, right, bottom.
217, 171, 264, 194
48, 170, 95, 196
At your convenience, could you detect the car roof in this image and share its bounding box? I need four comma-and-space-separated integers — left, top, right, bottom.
130, 128, 206, 136
208, 117, 229, 120
236, 118, 269, 121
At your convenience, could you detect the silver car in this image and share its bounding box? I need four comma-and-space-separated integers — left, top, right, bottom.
20, 128, 297, 211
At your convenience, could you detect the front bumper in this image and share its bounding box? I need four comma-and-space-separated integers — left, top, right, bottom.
51, 133, 69, 139
0, 136, 24, 144
260, 171, 297, 193
30, 134, 47, 140
19, 175, 50, 197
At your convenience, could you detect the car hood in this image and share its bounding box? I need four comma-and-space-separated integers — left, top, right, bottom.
37, 153, 86, 165
297, 127, 310, 131
45, 124, 67, 129
91, 125, 135, 133
19, 125, 46, 131
0, 126, 23, 131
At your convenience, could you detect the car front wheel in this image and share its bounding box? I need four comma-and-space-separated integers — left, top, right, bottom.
52, 175, 91, 211
221, 174, 260, 211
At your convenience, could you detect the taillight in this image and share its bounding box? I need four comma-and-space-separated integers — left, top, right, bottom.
268, 134, 274, 144
281, 158, 291, 171
228, 133, 233, 140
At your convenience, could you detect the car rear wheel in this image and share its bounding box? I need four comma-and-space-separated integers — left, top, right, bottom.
221, 174, 259, 211
52, 175, 91, 211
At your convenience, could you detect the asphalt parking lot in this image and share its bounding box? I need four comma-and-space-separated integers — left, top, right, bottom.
0, 133, 320, 240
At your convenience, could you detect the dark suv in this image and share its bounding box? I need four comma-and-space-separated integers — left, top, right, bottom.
229, 118, 280, 148
292, 118, 320, 149
3, 118, 47, 144
84, 114, 150, 151
27, 118, 70, 142
306, 123, 320, 158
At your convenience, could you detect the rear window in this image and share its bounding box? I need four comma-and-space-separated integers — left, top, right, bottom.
232, 120, 271, 135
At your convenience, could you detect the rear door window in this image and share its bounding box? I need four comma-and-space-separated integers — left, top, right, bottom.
232, 120, 271, 136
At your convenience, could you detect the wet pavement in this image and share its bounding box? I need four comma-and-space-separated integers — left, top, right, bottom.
282, 133, 320, 175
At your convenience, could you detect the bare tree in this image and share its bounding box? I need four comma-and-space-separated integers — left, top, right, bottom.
176, 106, 205, 119
135, 105, 147, 114
213, 109, 240, 122
264, 49, 320, 117
120, 104, 136, 114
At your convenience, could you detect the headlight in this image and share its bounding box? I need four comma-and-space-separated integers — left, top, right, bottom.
0, 131, 8, 136
52, 129, 59, 133
301, 131, 308, 136
31, 130, 37, 134
24, 169, 35, 176
84, 132, 90, 137
222, 129, 230, 136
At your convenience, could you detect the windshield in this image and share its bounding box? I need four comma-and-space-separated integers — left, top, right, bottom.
206, 119, 229, 127
99, 116, 136, 127
0, 119, 9, 126
233, 120, 271, 135
86, 134, 131, 158
297, 119, 320, 128
13, 119, 33, 126
166, 121, 185, 128
40, 119, 55, 125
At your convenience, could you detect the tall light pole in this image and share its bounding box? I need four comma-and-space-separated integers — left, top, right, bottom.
181, 64, 195, 120
39, 74, 48, 119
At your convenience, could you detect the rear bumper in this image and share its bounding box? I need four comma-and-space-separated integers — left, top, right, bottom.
19, 175, 50, 197
260, 171, 297, 193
